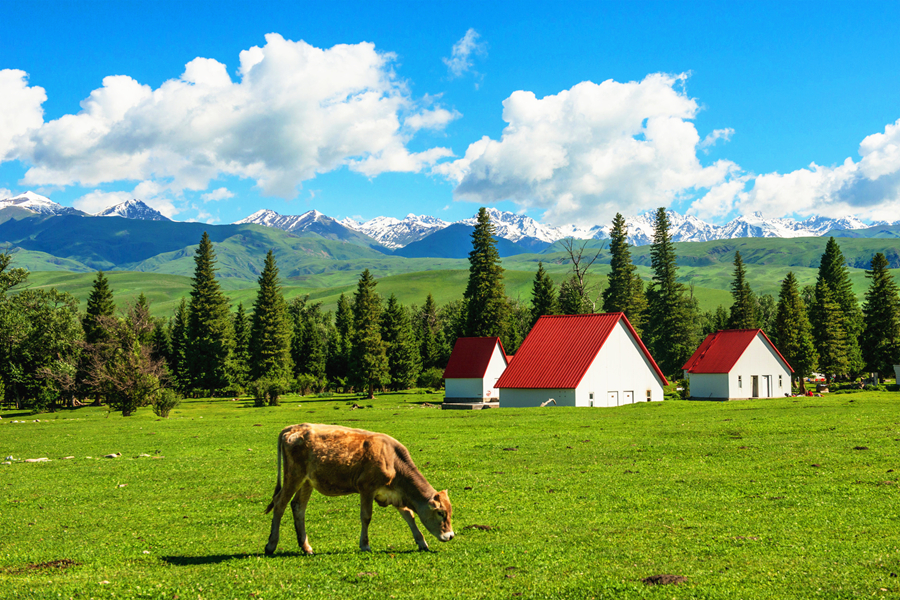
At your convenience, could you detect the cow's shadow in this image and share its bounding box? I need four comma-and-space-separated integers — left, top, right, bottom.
161, 548, 421, 565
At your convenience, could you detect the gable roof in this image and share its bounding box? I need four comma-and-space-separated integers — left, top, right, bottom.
495, 313, 668, 389
443, 337, 507, 379
682, 329, 793, 374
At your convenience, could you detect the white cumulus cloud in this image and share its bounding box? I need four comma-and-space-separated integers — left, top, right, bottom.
202, 187, 234, 202
436, 73, 739, 227
443, 29, 487, 78
3, 34, 454, 200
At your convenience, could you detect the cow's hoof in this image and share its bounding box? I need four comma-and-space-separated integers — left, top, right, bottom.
303, 546, 314, 556
264, 546, 276, 556
360, 545, 371, 552
417, 545, 430, 552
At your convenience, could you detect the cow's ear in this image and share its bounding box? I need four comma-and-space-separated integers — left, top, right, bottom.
439, 489, 450, 500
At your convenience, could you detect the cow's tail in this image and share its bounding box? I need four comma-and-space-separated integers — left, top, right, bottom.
264, 431, 284, 514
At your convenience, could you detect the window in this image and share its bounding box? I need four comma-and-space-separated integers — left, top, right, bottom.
738, 376, 742, 388
646, 389, 652, 402
778, 375, 783, 388
589, 392, 594, 400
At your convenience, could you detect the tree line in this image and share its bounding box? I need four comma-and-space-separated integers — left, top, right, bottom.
2, 206, 899, 413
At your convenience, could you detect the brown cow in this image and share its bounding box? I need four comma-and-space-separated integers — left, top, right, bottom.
264, 423, 454, 555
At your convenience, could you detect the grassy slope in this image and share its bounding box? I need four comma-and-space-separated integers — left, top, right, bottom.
1, 392, 898, 599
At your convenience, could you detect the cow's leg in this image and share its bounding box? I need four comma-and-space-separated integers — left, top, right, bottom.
290, 482, 314, 555
265, 472, 302, 556
397, 506, 429, 551
359, 491, 374, 552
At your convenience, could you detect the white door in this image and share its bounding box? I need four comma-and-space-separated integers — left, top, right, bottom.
608, 391, 618, 406
623, 391, 634, 404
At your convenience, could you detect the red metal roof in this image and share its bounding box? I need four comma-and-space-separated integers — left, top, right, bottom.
443, 337, 507, 379
495, 313, 668, 389
682, 329, 793, 373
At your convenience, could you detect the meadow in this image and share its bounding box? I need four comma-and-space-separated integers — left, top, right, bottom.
2, 392, 899, 599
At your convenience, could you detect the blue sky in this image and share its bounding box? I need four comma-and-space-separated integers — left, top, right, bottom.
2, 0, 899, 227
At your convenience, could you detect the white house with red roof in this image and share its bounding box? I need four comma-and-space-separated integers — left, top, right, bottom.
495, 313, 668, 408
682, 329, 793, 400
443, 337, 509, 403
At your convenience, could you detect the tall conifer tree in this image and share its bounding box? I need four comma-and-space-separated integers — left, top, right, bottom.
861, 253, 900, 376
601, 213, 646, 334
249, 250, 293, 381
644, 207, 697, 376
727, 250, 758, 329
83, 271, 116, 345
418, 294, 446, 370
232, 302, 251, 386
169, 298, 190, 389
814, 237, 864, 375
350, 269, 389, 399
773, 272, 818, 390
464, 207, 507, 337
530, 262, 558, 328
328, 293, 354, 382
381, 294, 421, 390
809, 277, 849, 382
187, 232, 234, 392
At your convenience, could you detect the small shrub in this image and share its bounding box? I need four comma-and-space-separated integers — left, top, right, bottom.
417, 367, 444, 390
677, 378, 690, 400
152, 389, 182, 418
295, 373, 318, 396
249, 376, 288, 407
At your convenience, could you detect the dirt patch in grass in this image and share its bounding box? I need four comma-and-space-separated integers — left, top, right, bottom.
3, 559, 79, 574
642, 574, 687, 586
463, 524, 493, 531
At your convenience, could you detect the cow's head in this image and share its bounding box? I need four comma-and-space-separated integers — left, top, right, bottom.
419, 490, 454, 542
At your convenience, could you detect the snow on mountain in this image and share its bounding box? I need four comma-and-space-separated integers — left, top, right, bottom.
236, 208, 330, 232
0, 191, 84, 216
459, 207, 561, 243
342, 213, 449, 249
95, 199, 170, 221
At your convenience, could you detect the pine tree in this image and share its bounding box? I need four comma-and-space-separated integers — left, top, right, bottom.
601, 213, 646, 334
559, 276, 591, 315
328, 293, 354, 382
289, 296, 327, 381
350, 269, 389, 399
861, 253, 900, 377
249, 250, 293, 381
232, 302, 251, 387
530, 262, 557, 328
773, 272, 818, 390
417, 294, 446, 370
756, 293, 777, 335
187, 232, 234, 393
381, 295, 421, 390
169, 298, 190, 389
809, 277, 849, 382
463, 207, 507, 337
815, 237, 864, 376
83, 271, 116, 345
644, 207, 698, 376
727, 250, 758, 329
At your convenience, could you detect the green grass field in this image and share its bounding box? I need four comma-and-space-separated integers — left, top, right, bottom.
2, 393, 899, 599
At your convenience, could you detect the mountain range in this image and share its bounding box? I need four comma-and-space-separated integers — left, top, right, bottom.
2, 191, 897, 258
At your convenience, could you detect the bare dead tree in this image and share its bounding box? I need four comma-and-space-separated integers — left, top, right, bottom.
560, 238, 606, 314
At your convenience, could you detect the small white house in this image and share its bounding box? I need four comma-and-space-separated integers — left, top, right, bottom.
683, 329, 793, 400
443, 337, 508, 403
495, 313, 668, 408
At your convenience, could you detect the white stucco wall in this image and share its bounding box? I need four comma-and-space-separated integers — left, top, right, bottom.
574, 321, 665, 407
498, 388, 576, 408
686, 333, 791, 399
500, 321, 665, 408
445, 343, 507, 401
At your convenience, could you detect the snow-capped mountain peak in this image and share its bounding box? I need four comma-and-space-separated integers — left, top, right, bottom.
95, 199, 170, 221
0, 191, 84, 216
346, 213, 450, 249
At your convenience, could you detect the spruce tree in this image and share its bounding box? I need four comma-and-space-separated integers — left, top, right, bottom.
328, 293, 354, 383
187, 232, 234, 393
809, 277, 849, 382
815, 237, 864, 375
83, 271, 116, 345
530, 262, 558, 328
861, 253, 900, 377
289, 296, 327, 381
381, 294, 421, 390
644, 207, 697, 376
418, 294, 446, 370
232, 302, 251, 386
558, 276, 591, 315
463, 207, 507, 337
601, 213, 647, 334
169, 298, 190, 389
727, 250, 758, 329
350, 270, 389, 399
773, 272, 818, 390
249, 250, 293, 381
